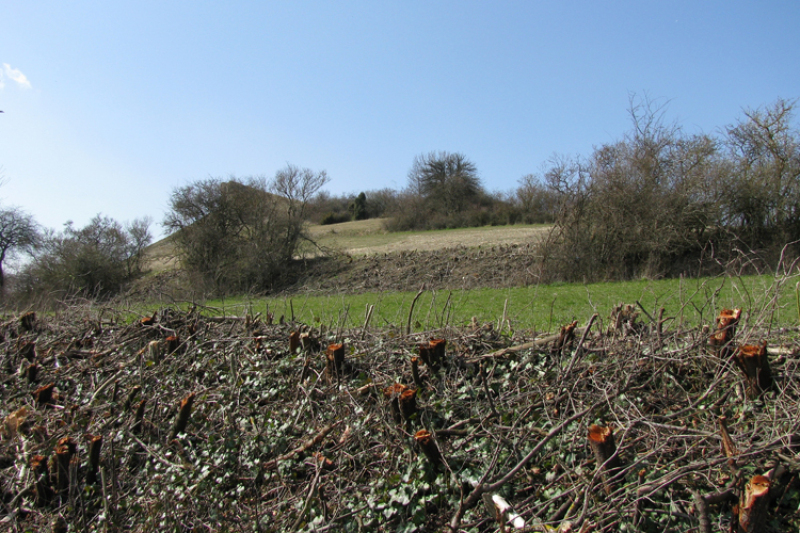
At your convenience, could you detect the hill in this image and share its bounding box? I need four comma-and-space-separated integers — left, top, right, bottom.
143, 220, 553, 296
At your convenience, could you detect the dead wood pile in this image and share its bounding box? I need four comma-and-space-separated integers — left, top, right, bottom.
1, 305, 799, 532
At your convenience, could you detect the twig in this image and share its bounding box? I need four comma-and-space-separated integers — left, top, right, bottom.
89, 369, 126, 405
127, 432, 192, 471
289, 464, 322, 530
449, 401, 601, 529
479, 363, 498, 418
263, 422, 342, 471
407, 285, 426, 335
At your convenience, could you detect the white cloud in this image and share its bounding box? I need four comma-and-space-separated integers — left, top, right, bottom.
1, 63, 32, 89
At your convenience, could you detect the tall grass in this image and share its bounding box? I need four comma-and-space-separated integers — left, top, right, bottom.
201, 272, 799, 334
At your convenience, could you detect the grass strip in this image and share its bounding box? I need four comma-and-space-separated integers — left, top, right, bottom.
201, 273, 799, 333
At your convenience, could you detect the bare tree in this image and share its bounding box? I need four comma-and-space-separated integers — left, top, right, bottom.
515, 173, 558, 224
408, 151, 482, 216
723, 98, 800, 244
15, 214, 152, 300
164, 167, 329, 294
272, 165, 330, 255
541, 96, 721, 281
0, 206, 40, 289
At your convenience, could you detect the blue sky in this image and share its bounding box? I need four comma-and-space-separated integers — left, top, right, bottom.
1, 1, 798, 239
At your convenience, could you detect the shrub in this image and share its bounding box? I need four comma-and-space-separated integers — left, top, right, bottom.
164, 167, 328, 295
14, 215, 152, 302
320, 211, 352, 225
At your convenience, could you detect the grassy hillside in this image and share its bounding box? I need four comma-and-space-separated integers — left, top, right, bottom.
145, 219, 551, 271
305, 219, 550, 256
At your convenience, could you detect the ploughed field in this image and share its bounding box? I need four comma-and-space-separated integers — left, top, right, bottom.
2, 303, 800, 531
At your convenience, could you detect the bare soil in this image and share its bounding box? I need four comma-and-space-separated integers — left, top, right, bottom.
293, 243, 548, 295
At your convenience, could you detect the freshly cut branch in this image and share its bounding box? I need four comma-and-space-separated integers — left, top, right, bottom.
709, 308, 741, 357
738, 475, 770, 533
419, 338, 446, 369
414, 429, 443, 468
30, 454, 53, 507
399, 388, 418, 422
588, 424, 622, 494
170, 392, 196, 439
384, 383, 407, 424
554, 320, 578, 353
87, 434, 103, 485
466, 328, 590, 365
54, 437, 77, 500
262, 422, 341, 471
718, 416, 738, 458
289, 331, 300, 354
33, 383, 56, 406
325, 343, 346, 379
733, 342, 773, 398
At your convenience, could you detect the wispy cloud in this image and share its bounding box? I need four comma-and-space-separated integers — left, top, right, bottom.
0, 63, 32, 89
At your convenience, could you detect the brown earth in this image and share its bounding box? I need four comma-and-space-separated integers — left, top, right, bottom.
293, 243, 549, 295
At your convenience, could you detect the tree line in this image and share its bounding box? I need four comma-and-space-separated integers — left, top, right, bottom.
1, 96, 797, 303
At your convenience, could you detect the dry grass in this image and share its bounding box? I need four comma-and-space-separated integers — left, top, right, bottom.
144, 220, 552, 274
307, 219, 551, 256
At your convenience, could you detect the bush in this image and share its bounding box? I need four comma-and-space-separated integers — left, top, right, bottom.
320, 211, 352, 225
14, 215, 152, 302
164, 168, 328, 295
539, 98, 720, 282
537, 97, 800, 283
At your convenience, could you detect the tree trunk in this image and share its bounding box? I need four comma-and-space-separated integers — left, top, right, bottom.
588, 424, 622, 494
710, 308, 741, 358
738, 475, 770, 533
734, 342, 773, 398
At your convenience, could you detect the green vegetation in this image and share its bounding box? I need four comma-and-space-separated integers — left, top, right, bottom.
201, 273, 799, 332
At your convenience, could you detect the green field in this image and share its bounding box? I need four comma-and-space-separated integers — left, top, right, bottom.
199, 273, 800, 334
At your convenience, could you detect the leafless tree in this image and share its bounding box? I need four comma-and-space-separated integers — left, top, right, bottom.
164, 167, 329, 294
723, 98, 800, 244
408, 151, 482, 216
14, 214, 151, 301
0, 206, 40, 290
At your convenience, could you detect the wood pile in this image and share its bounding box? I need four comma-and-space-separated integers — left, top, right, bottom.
0, 303, 798, 531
